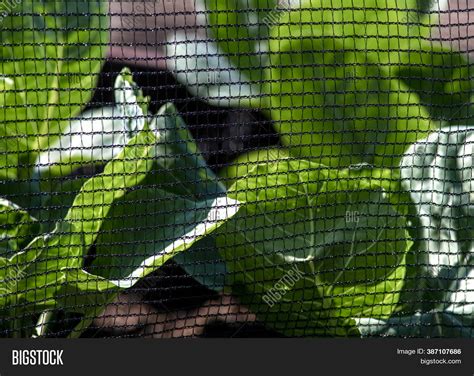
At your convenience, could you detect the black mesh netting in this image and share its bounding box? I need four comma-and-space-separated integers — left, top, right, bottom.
0, 0, 473, 338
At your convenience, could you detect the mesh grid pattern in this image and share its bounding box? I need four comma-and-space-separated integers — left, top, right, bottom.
0, 0, 473, 338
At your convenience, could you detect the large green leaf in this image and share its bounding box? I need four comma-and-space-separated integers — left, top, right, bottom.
265, 0, 438, 167
170, 0, 438, 110
266, 35, 434, 167
0, 1, 108, 180
218, 159, 412, 336
233, 0, 441, 68
92, 103, 238, 289
35, 67, 146, 182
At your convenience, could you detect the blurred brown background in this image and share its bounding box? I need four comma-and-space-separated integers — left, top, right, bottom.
109, 0, 204, 70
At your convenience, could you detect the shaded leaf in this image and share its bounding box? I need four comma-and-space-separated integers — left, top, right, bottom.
218, 158, 412, 336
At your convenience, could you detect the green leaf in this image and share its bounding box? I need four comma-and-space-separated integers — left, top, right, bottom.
266, 4, 435, 168
34, 68, 149, 227
113, 67, 149, 136
218, 159, 412, 336
173, 0, 463, 171
5, 121, 160, 310
0, 1, 108, 180
0, 198, 39, 257
396, 42, 474, 124
34, 68, 148, 230
92, 104, 239, 288
197, 0, 436, 104
400, 125, 474, 278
